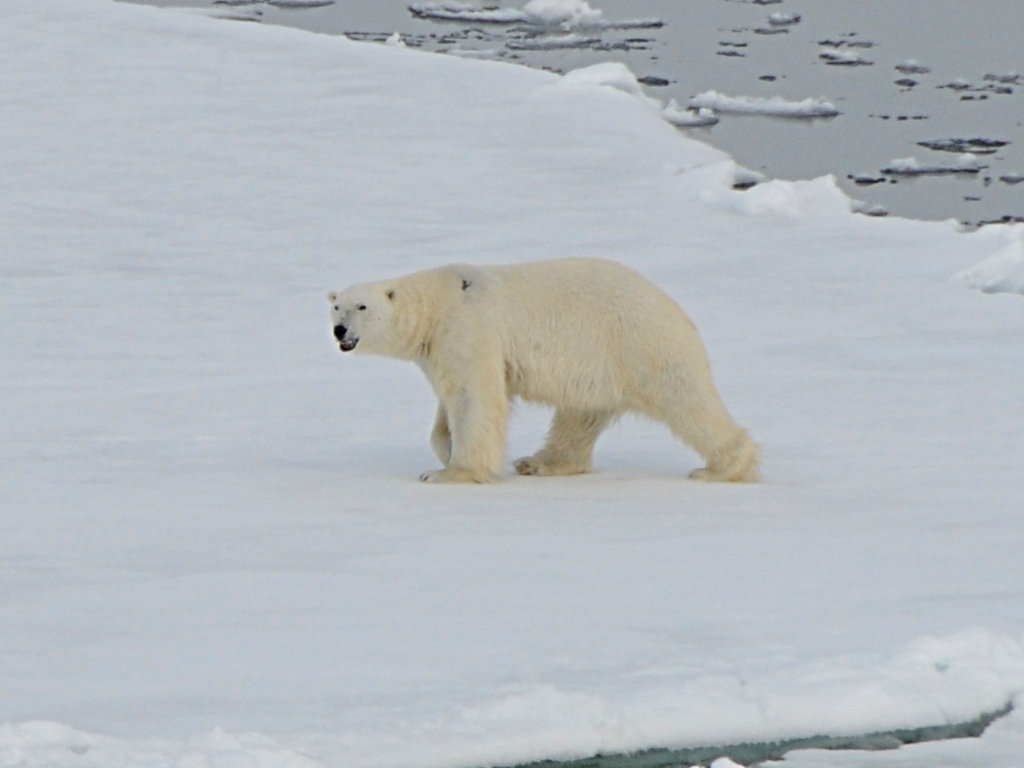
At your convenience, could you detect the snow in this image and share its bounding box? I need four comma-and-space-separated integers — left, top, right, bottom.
2, 1, 1024, 768
689, 90, 841, 118
545, 61, 662, 111
956, 228, 1024, 295
701, 175, 856, 218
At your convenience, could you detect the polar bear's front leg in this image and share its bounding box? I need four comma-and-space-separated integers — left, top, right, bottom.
420, 370, 508, 484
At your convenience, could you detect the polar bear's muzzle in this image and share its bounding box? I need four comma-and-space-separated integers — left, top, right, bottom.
333, 324, 358, 352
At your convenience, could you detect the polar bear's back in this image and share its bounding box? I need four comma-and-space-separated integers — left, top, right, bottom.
481, 258, 711, 409
489, 257, 699, 344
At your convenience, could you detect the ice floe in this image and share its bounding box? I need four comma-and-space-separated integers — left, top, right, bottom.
882, 154, 986, 176
184, 5, 263, 21
689, 90, 840, 117
663, 101, 720, 127
408, 0, 661, 30
506, 33, 601, 50
896, 59, 932, 75
918, 138, 1008, 155
819, 48, 873, 66
268, 0, 334, 7
768, 12, 800, 26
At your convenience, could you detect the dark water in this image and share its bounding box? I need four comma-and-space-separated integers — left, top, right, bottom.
126, 0, 1023, 227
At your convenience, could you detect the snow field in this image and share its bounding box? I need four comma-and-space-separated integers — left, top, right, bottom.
2, 1, 1024, 767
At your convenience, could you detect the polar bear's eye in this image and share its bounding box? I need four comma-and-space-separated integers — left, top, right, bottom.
357, 304, 367, 311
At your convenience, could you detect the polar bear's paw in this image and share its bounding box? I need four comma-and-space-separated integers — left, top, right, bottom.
513, 455, 590, 477
420, 466, 496, 484
688, 467, 719, 482
689, 430, 760, 483
689, 466, 757, 482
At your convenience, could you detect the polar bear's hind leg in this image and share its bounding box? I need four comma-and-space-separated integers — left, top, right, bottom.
430, 404, 452, 465
662, 400, 760, 483
515, 408, 615, 476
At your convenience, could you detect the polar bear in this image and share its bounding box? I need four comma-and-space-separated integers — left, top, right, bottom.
327, 258, 758, 484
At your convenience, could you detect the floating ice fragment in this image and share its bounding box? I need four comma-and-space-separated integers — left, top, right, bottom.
506, 33, 601, 50
768, 12, 801, 26
853, 201, 888, 217
447, 46, 500, 58
267, 0, 334, 7
848, 174, 886, 186
939, 78, 972, 91
819, 48, 872, 66
689, 90, 840, 117
896, 59, 931, 75
408, 1, 661, 29
183, 5, 263, 21
984, 72, 1021, 85
638, 75, 671, 87
663, 101, 719, 127
409, 3, 527, 23
522, 0, 603, 27
882, 154, 985, 175
918, 138, 1008, 154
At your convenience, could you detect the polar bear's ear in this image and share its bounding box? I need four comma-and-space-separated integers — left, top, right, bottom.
386, 289, 395, 301
327, 291, 338, 303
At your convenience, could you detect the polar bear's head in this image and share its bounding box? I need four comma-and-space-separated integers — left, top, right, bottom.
326, 283, 396, 355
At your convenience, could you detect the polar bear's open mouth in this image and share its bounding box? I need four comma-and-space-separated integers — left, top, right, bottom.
338, 338, 358, 352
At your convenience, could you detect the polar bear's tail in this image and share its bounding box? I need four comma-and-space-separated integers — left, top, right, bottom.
689, 427, 760, 483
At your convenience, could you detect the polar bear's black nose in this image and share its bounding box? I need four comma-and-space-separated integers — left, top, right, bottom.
333, 324, 348, 341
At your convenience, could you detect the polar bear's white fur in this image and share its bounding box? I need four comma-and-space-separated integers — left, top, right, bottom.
327, 258, 758, 484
